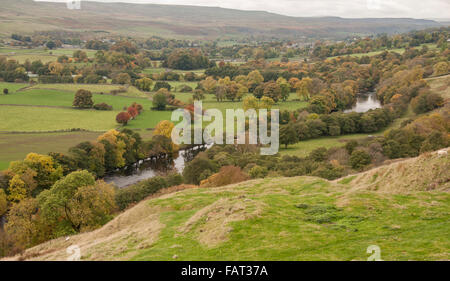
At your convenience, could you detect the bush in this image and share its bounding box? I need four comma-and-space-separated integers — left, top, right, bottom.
153, 81, 172, 92
115, 175, 182, 210
349, 150, 372, 170
179, 85, 193, 92
249, 165, 268, 179
183, 157, 218, 185
411, 92, 444, 114
93, 103, 113, 111
200, 166, 249, 187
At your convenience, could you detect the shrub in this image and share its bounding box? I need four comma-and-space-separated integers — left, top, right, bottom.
349, 150, 372, 170
183, 157, 218, 185
411, 92, 444, 114
116, 112, 131, 125
73, 89, 93, 108
153, 81, 172, 91
115, 176, 181, 210
93, 103, 113, 111
179, 85, 193, 92
309, 147, 328, 162
249, 165, 268, 179
200, 166, 249, 187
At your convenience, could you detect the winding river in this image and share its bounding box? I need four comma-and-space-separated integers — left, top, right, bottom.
104, 145, 209, 188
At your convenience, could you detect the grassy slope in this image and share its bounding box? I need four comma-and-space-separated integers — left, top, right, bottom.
17, 150, 449, 261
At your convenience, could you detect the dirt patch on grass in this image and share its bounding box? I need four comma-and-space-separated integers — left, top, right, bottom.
179, 197, 265, 247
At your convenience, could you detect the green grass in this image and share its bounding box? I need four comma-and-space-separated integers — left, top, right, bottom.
0, 105, 118, 132
114, 177, 450, 261
327, 43, 438, 59
142, 68, 205, 75
279, 133, 370, 157
0, 47, 97, 63
30, 84, 148, 98
125, 110, 173, 130
0, 88, 153, 110
0, 82, 29, 93
0, 131, 102, 170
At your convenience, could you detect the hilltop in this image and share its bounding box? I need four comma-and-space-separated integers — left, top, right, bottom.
9, 148, 449, 261
0, 0, 442, 39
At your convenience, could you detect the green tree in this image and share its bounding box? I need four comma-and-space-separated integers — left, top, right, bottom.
135, 77, 153, 91
153, 90, 168, 110
38, 171, 97, 233
280, 123, 299, 148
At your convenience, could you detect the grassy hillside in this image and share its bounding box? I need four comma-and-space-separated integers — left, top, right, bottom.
0, 0, 441, 39
13, 149, 449, 261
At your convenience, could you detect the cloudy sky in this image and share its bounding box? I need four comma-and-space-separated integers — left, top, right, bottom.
37, 0, 450, 19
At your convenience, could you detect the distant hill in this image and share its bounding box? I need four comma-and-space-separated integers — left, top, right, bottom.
0, 0, 443, 40
8, 148, 449, 261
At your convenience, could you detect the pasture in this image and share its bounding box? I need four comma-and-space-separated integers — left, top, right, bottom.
0, 47, 97, 63
0, 105, 118, 132
30, 84, 148, 98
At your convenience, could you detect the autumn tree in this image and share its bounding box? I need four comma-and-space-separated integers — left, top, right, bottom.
127, 106, 139, 119
38, 171, 115, 233
276, 77, 291, 101
433, 62, 448, 76
116, 112, 131, 125
135, 77, 153, 91
113, 73, 131, 85
73, 89, 94, 108
0, 189, 8, 216
263, 82, 282, 102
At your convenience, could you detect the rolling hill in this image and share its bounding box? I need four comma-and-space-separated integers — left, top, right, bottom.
9, 148, 449, 261
0, 0, 442, 40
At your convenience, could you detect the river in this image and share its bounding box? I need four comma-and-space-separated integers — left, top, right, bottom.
344, 92, 382, 113
104, 145, 209, 188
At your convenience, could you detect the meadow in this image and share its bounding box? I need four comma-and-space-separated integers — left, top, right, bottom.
30, 84, 148, 98
0, 106, 118, 132
0, 47, 97, 63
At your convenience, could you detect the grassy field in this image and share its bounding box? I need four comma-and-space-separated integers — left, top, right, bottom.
0, 132, 102, 170
0, 82, 29, 93
279, 133, 372, 157
427, 74, 450, 99
327, 43, 438, 59
0, 106, 118, 132
30, 84, 148, 98
0, 47, 97, 63
0, 88, 153, 109
143, 68, 206, 75
22, 151, 450, 260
